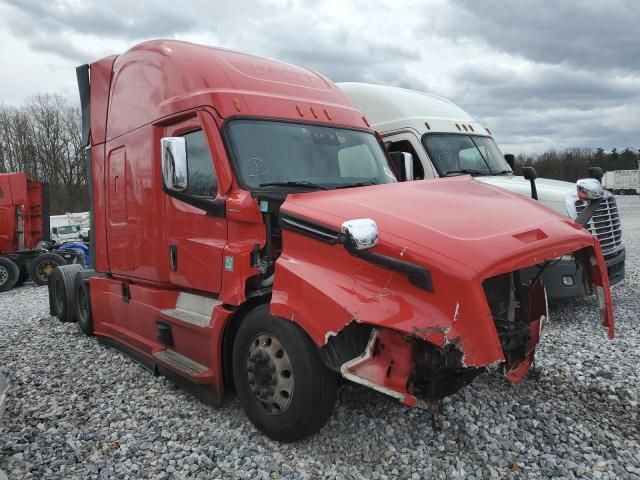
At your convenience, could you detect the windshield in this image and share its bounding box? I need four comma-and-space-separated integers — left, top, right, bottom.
421, 134, 512, 176
56, 225, 77, 235
226, 120, 397, 189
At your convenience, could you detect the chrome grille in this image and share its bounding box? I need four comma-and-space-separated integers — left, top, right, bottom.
575, 196, 624, 256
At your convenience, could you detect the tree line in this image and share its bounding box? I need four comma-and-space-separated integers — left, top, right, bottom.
0, 94, 87, 214
514, 147, 640, 182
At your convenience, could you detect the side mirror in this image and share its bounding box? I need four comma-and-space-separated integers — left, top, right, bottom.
588, 166, 604, 182
576, 178, 604, 201
388, 152, 414, 181
522, 166, 539, 200
504, 153, 515, 171
575, 178, 605, 226
522, 166, 538, 180
161, 137, 188, 192
341, 218, 379, 250
52, 227, 58, 235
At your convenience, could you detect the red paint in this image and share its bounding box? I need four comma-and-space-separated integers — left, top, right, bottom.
83, 40, 614, 408
0, 173, 45, 253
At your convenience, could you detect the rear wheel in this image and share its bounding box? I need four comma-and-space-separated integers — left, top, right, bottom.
232, 304, 338, 442
14, 265, 29, 287
51, 264, 84, 322
74, 271, 94, 335
0, 258, 20, 292
29, 253, 67, 286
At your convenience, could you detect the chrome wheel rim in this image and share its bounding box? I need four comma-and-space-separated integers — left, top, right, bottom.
0, 266, 8, 285
37, 261, 56, 282
246, 334, 294, 415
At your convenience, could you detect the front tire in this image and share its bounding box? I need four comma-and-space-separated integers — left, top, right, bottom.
232, 304, 338, 442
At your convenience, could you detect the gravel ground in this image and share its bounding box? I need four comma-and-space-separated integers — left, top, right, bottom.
1, 197, 639, 480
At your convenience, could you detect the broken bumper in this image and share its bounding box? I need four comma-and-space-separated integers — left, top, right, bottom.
331, 245, 614, 407
525, 248, 625, 299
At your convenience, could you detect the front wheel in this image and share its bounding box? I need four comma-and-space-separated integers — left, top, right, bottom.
232, 304, 338, 442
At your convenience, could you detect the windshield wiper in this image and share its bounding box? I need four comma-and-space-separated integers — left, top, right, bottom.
493, 170, 513, 176
334, 181, 377, 189
259, 180, 327, 190
443, 169, 485, 177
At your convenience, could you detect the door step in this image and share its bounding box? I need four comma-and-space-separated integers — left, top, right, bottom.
161, 308, 210, 327
153, 349, 208, 376
160, 292, 221, 327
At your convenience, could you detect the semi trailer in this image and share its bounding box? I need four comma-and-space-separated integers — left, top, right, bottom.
339, 83, 626, 298
49, 40, 613, 442
602, 169, 640, 195
0, 173, 82, 291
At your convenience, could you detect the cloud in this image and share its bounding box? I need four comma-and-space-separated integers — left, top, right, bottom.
447, 0, 640, 73
0, 0, 637, 153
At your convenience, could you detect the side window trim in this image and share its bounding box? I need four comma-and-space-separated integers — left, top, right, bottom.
180, 129, 219, 198
383, 131, 436, 179
163, 119, 225, 217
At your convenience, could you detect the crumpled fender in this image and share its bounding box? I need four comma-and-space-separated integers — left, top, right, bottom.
270, 224, 614, 378
270, 229, 506, 368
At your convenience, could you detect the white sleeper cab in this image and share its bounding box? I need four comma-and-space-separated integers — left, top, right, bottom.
339, 82, 625, 298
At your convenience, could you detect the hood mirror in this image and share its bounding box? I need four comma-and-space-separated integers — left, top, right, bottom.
504, 153, 515, 171
587, 166, 604, 182
577, 178, 604, 201
522, 166, 539, 201
341, 218, 379, 250
161, 137, 188, 192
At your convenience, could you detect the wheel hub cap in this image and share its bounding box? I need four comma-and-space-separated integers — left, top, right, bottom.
0, 266, 8, 285
247, 334, 294, 415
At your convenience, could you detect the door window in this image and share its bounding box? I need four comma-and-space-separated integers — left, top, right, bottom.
182, 130, 218, 197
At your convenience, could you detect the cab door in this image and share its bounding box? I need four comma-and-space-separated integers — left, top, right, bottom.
384, 131, 435, 179
162, 111, 228, 294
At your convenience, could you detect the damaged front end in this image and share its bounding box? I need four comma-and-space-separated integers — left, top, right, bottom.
315, 245, 612, 408
269, 179, 614, 409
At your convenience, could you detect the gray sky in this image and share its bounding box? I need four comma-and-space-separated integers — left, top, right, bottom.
0, 0, 638, 154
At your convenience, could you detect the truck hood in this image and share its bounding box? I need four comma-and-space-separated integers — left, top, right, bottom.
281, 176, 592, 278
475, 175, 576, 216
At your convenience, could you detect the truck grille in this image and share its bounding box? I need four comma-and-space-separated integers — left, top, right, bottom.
575, 196, 623, 257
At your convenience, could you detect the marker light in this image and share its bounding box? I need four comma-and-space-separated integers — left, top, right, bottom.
562, 276, 574, 287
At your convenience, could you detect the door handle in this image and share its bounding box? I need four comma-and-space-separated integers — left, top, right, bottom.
169, 244, 178, 271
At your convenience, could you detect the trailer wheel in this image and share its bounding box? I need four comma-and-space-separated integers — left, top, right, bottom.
0, 258, 20, 292
29, 253, 67, 286
232, 304, 338, 442
74, 271, 93, 335
15, 265, 29, 287
51, 264, 84, 322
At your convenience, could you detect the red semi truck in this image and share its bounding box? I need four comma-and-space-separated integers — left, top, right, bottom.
49, 40, 613, 441
0, 173, 78, 291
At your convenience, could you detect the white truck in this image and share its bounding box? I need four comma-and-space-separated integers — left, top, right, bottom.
339, 82, 625, 298
602, 169, 639, 195
50, 212, 90, 243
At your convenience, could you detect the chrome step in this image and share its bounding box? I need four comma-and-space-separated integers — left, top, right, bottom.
153, 349, 208, 376
160, 292, 220, 327
161, 308, 210, 327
